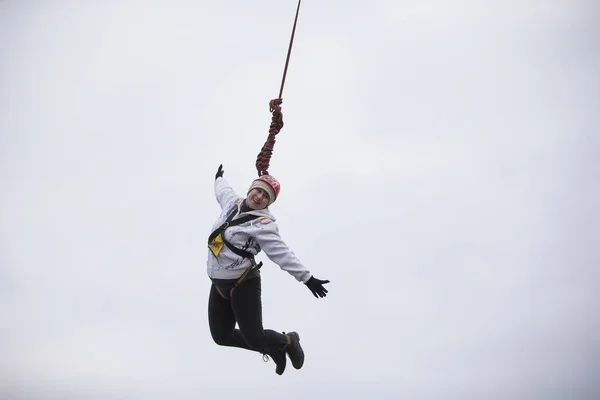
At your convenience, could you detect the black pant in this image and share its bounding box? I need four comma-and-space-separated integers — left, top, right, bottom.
208, 274, 288, 354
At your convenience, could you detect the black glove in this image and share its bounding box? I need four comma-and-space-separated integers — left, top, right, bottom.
305, 276, 330, 298
215, 164, 224, 180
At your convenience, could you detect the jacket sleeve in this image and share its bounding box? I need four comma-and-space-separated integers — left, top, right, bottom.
255, 222, 312, 283
214, 177, 240, 211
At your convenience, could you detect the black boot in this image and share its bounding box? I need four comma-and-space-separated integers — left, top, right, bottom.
263, 348, 287, 375
283, 331, 304, 369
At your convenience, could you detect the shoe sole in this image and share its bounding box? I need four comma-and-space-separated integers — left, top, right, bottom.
287, 332, 304, 369
276, 355, 286, 375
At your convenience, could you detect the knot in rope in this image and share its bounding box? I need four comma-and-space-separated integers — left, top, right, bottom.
255, 98, 284, 176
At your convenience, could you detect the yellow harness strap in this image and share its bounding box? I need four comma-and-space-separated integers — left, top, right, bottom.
213, 265, 255, 300
214, 284, 231, 300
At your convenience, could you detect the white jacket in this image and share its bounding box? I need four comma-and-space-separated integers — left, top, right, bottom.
206, 177, 312, 284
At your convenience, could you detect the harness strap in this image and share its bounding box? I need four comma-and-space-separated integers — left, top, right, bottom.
208, 204, 260, 260
233, 261, 262, 288
222, 236, 255, 260
212, 262, 263, 300
207, 205, 259, 244
214, 284, 229, 299
209, 204, 264, 300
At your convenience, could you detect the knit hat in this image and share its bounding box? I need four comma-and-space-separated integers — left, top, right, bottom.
247, 174, 281, 206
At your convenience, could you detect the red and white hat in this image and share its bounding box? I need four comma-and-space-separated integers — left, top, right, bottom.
248, 174, 281, 206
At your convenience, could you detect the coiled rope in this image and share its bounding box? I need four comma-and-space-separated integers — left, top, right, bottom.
255, 0, 302, 177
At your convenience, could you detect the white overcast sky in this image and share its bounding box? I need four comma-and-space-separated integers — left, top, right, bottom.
1, 1, 599, 399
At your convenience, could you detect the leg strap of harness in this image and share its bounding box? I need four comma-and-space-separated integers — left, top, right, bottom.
212, 262, 263, 300
214, 284, 229, 300
233, 261, 263, 289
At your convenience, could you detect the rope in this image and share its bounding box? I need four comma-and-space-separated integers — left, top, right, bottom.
278, 0, 301, 100
255, 99, 284, 176
255, 0, 301, 177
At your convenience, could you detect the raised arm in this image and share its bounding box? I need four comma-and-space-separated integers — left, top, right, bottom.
214, 164, 239, 210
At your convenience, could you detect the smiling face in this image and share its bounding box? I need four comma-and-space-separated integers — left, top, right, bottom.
247, 188, 271, 210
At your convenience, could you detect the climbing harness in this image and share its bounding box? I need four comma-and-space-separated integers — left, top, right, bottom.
255, 0, 302, 177
211, 264, 262, 300
208, 204, 259, 259
208, 204, 263, 299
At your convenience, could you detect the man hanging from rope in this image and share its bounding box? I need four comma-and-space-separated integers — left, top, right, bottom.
206, 164, 330, 375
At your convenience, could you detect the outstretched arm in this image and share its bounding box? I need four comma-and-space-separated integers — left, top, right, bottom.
255, 222, 312, 283
255, 221, 331, 298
